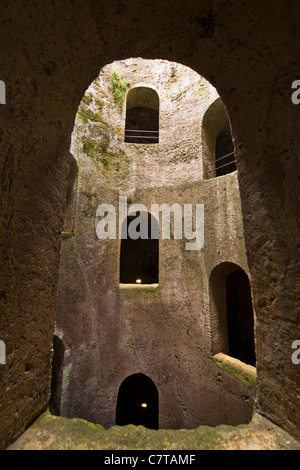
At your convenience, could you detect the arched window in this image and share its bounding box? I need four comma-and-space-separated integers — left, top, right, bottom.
125, 87, 159, 144
120, 211, 159, 284
116, 374, 159, 429
202, 98, 236, 178
210, 262, 256, 366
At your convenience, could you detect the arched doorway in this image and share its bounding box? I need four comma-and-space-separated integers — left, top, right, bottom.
116, 374, 159, 429
210, 262, 256, 367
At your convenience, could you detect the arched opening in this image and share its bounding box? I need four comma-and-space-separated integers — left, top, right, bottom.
125, 87, 159, 143
120, 211, 159, 284
116, 374, 159, 429
210, 263, 256, 366
202, 98, 236, 179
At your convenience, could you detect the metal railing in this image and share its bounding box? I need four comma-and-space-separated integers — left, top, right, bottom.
125, 129, 159, 143
205, 151, 237, 176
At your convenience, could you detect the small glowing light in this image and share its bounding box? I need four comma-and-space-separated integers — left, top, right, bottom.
141, 403, 147, 408
136, 279, 142, 284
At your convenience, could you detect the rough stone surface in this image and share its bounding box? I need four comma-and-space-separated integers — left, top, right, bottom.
7, 410, 300, 451
0, 0, 299, 449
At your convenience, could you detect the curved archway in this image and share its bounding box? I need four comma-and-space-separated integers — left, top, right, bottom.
116, 374, 159, 429
209, 262, 256, 366
202, 98, 236, 179
2, 2, 300, 444
125, 86, 159, 143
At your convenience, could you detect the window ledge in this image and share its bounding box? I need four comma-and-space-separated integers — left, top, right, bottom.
119, 283, 159, 292
211, 352, 256, 389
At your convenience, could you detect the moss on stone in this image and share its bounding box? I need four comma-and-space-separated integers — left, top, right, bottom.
81, 94, 93, 105
8, 409, 300, 450
81, 136, 95, 156
77, 93, 103, 124
112, 71, 130, 108
77, 106, 102, 124
61, 232, 74, 239
95, 99, 103, 110
211, 353, 256, 389
123, 335, 135, 350
101, 155, 110, 168
198, 81, 209, 96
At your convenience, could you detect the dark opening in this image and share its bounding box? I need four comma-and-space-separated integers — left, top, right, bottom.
116, 374, 159, 429
226, 270, 256, 366
49, 335, 65, 416
120, 212, 159, 284
125, 87, 159, 144
215, 130, 236, 176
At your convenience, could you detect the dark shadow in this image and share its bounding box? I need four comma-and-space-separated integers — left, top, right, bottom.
226, 270, 256, 366
49, 335, 65, 416
215, 130, 236, 176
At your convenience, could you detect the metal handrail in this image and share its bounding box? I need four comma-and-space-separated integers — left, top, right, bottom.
214, 159, 237, 172
125, 129, 159, 134
125, 136, 159, 140
205, 151, 235, 167
125, 128, 159, 142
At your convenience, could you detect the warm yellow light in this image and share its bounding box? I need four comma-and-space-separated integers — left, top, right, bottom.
141, 403, 147, 408
136, 279, 142, 284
